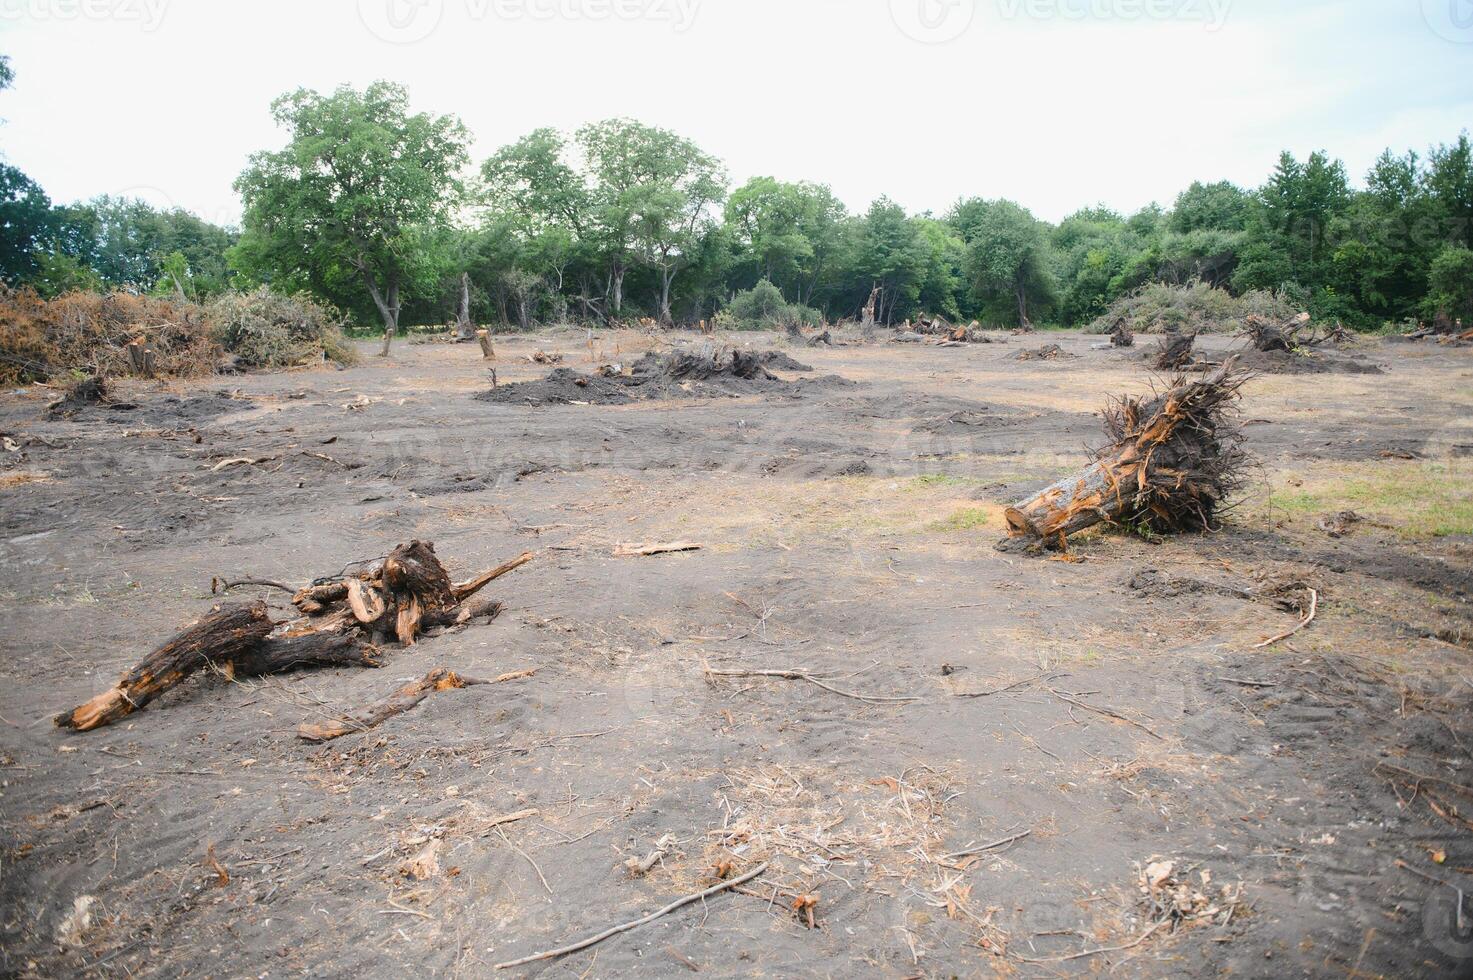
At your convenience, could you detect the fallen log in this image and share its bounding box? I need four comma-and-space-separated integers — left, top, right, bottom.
231, 633, 381, 677
1001, 361, 1251, 550
56, 602, 274, 731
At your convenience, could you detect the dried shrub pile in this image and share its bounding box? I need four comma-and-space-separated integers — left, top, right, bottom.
0, 286, 220, 384
0, 286, 357, 385
208, 288, 357, 370
1087, 281, 1303, 336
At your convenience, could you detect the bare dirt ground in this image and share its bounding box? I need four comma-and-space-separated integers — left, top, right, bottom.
2, 328, 1471, 978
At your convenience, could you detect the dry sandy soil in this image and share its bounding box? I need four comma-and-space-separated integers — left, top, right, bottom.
1, 327, 1471, 978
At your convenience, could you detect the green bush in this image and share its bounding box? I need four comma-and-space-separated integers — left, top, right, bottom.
721, 279, 821, 331
1086, 280, 1303, 334
208, 288, 358, 368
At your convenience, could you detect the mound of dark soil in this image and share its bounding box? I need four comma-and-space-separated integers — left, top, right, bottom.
1234, 349, 1384, 375
475, 348, 850, 407
756, 351, 813, 372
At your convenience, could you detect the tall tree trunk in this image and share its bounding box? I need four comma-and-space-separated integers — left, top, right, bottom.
610, 263, 625, 318
365, 271, 401, 357
658, 267, 675, 325
455, 272, 474, 341
1015, 279, 1030, 330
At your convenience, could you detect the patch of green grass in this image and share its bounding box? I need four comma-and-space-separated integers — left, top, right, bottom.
1269, 462, 1473, 539
930, 507, 992, 532
907, 473, 973, 490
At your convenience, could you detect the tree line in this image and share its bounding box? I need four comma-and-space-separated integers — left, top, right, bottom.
4, 68, 1472, 350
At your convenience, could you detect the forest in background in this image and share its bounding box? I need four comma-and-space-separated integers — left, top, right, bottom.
4, 64, 1473, 341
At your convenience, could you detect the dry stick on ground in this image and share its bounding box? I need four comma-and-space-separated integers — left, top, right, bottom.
955, 671, 1061, 699
298, 668, 470, 742
1047, 688, 1165, 741
1015, 919, 1170, 964
1253, 588, 1319, 649
298, 667, 528, 742
613, 542, 703, 558
706, 668, 922, 704
56, 602, 274, 732
452, 551, 535, 602
492, 862, 769, 971
210, 576, 296, 596
940, 829, 1032, 861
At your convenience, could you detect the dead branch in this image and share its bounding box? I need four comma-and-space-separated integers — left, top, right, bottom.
492, 862, 769, 971
1253, 588, 1318, 649
613, 542, 702, 558
706, 668, 921, 704
452, 551, 535, 601
297, 667, 529, 742
1047, 688, 1165, 741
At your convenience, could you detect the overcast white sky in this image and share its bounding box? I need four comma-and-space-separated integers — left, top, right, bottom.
1, 0, 1469, 227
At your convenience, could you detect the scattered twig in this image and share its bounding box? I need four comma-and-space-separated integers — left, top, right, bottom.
497, 826, 554, 898
1254, 588, 1318, 649
493, 862, 768, 970
1047, 688, 1165, 741
1015, 919, 1169, 963
941, 829, 1032, 860
211, 576, 296, 596
706, 668, 921, 705
478, 808, 540, 837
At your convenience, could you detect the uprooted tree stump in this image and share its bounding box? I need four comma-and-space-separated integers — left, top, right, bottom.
1110, 320, 1135, 348
1243, 312, 1311, 352
1000, 361, 1251, 551
56, 543, 534, 733
1152, 331, 1198, 370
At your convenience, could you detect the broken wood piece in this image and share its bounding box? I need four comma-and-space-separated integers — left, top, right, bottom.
613, 542, 702, 558
297, 666, 531, 742
451, 551, 535, 601
344, 578, 388, 625
297, 668, 477, 743
1253, 587, 1318, 649
625, 834, 676, 877
493, 862, 769, 971
478, 808, 540, 837
56, 602, 274, 732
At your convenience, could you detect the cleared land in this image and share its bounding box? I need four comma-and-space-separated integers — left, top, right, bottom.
1, 329, 1471, 977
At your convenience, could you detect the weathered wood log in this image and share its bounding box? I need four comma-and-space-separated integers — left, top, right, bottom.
294, 581, 348, 615
1243, 312, 1308, 352
56, 602, 273, 732
381, 541, 457, 646
297, 668, 483, 743
230, 633, 382, 677
1002, 362, 1251, 550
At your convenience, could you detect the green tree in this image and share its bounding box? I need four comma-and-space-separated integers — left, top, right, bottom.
575, 119, 724, 322
952, 198, 1054, 326
234, 82, 469, 355
1427, 133, 1473, 250
1425, 245, 1473, 321
1170, 181, 1250, 234
0, 165, 55, 284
